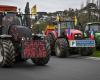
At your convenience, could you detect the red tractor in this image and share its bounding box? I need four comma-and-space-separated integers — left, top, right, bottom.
45, 19, 95, 58
0, 5, 50, 67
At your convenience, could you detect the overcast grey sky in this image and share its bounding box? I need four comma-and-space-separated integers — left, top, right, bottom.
0, 0, 87, 12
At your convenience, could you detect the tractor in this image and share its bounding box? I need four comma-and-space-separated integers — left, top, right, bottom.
84, 22, 100, 49
0, 5, 50, 67
45, 18, 95, 58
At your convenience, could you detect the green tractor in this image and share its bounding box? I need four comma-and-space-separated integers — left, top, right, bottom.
84, 22, 100, 48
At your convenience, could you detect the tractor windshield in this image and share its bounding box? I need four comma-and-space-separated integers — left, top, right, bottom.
60, 21, 74, 29
2, 12, 22, 27
0, 12, 23, 34
89, 24, 100, 32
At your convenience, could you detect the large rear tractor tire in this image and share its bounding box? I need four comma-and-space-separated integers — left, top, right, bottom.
0, 40, 15, 67
47, 34, 55, 55
55, 38, 69, 58
31, 40, 50, 66
81, 48, 94, 56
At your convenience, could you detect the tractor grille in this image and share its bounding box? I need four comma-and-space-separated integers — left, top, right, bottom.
74, 34, 82, 40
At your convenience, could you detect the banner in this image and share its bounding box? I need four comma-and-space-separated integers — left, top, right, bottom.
31, 5, 37, 15
74, 16, 77, 26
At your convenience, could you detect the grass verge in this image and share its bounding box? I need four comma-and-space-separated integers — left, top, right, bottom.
92, 51, 100, 57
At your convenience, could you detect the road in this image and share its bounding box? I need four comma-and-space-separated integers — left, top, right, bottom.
0, 56, 100, 80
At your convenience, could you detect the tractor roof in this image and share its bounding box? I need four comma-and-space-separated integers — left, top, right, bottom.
55, 19, 74, 23
0, 5, 17, 12
87, 22, 100, 25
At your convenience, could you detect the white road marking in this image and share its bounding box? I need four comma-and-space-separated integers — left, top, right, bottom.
69, 55, 100, 61
85, 57, 100, 61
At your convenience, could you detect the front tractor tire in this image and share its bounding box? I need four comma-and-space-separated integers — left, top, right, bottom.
32, 55, 50, 66
0, 40, 15, 67
81, 47, 94, 56
55, 38, 69, 58
47, 34, 55, 55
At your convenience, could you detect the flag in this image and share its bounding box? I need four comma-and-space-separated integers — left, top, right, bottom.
31, 5, 37, 15
74, 16, 77, 26
56, 14, 60, 21
67, 22, 71, 36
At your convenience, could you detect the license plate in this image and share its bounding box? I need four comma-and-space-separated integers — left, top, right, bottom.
69, 40, 95, 47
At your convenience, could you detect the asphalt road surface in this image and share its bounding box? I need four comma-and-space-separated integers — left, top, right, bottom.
0, 56, 100, 80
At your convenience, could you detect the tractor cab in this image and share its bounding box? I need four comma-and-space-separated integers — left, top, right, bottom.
0, 5, 18, 34
0, 5, 32, 39
0, 10, 32, 39
55, 20, 75, 29
84, 22, 100, 47
0, 5, 27, 27
53, 20, 75, 37
85, 22, 100, 33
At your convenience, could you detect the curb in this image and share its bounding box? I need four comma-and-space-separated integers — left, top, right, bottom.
85, 57, 100, 60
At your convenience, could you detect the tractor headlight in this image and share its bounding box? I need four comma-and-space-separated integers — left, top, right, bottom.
74, 34, 82, 40
22, 37, 25, 41
78, 34, 81, 37
75, 35, 78, 37
27, 37, 30, 40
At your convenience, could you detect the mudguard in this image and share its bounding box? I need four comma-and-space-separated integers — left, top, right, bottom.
45, 28, 58, 40
9, 25, 32, 41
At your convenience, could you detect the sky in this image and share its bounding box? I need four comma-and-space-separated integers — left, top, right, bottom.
0, 0, 87, 12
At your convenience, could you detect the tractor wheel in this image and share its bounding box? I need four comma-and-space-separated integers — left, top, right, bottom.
32, 55, 50, 66
81, 48, 94, 56
0, 40, 15, 67
31, 40, 50, 66
55, 38, 69, 58
47, 34, 55, 55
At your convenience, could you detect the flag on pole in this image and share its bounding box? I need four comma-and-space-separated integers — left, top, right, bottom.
67, 22, 71, 36
74, 16, 77, 26
56, 14, 60, 21
31, 5, 37, 15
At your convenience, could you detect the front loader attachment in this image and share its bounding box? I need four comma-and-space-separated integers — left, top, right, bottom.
21, 35, 50, 59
